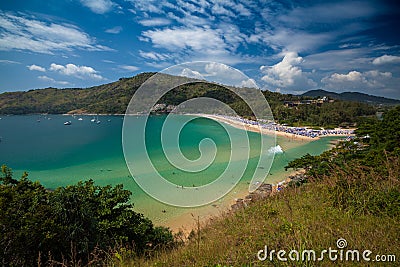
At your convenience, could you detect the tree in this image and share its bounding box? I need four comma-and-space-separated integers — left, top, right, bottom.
0, 166, 174, 266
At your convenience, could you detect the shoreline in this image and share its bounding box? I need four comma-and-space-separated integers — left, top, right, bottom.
201, 114, 313, 140
10, 112, 356, 141
6, 113, 349, 235
160, 114, 349, 234
200, 114, 355, 140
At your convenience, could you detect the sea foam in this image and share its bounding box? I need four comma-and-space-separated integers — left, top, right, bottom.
268, 145, 284, 154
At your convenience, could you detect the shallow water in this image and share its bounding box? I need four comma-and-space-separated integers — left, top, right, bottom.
0, 114, 339, 225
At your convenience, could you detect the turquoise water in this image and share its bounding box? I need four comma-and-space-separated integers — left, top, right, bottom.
0, 115, 339, 224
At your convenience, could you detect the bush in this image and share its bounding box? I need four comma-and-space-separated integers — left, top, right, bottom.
0, 166, 174, 266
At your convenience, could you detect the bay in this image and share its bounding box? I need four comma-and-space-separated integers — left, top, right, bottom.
0, 114, 338, 226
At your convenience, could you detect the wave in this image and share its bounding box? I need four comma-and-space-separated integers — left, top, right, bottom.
268, 145, 284, 154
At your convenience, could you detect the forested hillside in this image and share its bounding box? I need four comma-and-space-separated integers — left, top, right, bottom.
0, 72, 384, 127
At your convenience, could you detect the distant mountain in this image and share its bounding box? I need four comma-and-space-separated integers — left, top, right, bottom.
301, 89, 400, 105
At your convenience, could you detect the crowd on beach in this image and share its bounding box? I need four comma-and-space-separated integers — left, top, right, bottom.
218, 115, 354, 139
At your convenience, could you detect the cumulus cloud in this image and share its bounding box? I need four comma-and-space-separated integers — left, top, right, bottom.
180, 68, 205, 80
202, 62, 257, 87
260, 52, 316, 90
105, 26, 122, 34
204, 62, 233, 76
322, 70, 393, 89
49, 63, 104, 80
0, 11, 111, 54
27, 64, 45, 72
323, 71, 365, 84
372, 54, 400, 65
240, 78, 258, 88
80, 0, 115, 14
38, 75, 70, 85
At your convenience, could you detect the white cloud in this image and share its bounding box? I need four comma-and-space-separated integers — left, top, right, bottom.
138, 18, 171, 27
323, 71, 365, 83
180, 68, 205, 80
205, 62, 230, 75
211, 0, 252, 17
140, 26, 249, 64
28, 64, 46, 72
166, 10, 211, 27
250, 28, 333, 53
119, 65, 139, 72
139, 50, 171, 61
260, 52, 316, 89
80, 0, 115, 14
372, 54, 400, 65
38, 75, 70, 85
240, 78, 257, 88
144, 61, 172, 69
0, 59, 20, 64
211, 4, 235, 17
49, 63, 104, 80
105, 26, 122, 34
202, 62, 256, 87
0, 11, 111, 54
322, 70, 393, 90
141, 26, 227, 52
127, 0, 164, 14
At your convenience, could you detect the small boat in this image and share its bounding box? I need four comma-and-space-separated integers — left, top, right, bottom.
78, 118, 83, 121
91, 117, 96, 122
64, 121, 72, 125
96, 120, 101, 124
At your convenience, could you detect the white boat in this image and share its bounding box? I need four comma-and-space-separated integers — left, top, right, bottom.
91, 118, 96, 122
78, 118, 83, 121
64, 121, 72, 125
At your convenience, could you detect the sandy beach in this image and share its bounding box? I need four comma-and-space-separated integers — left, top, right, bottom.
160, 114, 353, 234
200, 114, 355, 140
202, 114, 314, 140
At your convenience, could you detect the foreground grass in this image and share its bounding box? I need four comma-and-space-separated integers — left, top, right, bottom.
109, 158, 399, 266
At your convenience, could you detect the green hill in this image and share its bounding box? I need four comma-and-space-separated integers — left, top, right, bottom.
0, 73, 156, 114
302, 89, 400, 105
0, 73, 381, 127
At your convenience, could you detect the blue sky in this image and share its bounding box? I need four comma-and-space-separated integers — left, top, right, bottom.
0, 0, 399, 99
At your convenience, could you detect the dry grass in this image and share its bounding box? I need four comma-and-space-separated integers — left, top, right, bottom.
106, 157, 399, 266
